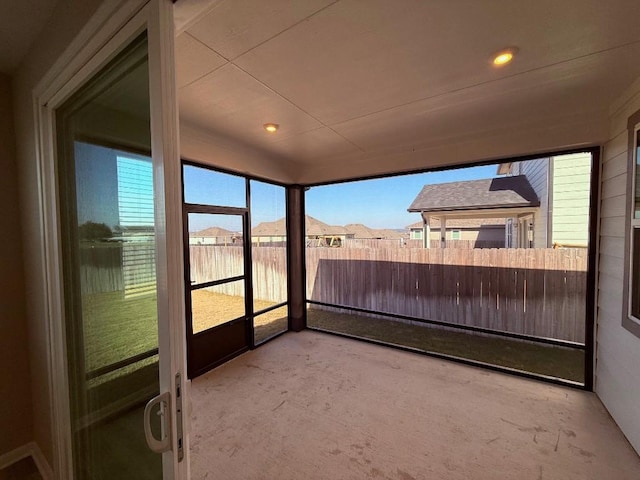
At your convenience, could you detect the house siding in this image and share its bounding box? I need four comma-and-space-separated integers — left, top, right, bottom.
517, 157, 549, 247
551, 153, 591, 247
426, 228, 504, 243
596, 76, 640, 454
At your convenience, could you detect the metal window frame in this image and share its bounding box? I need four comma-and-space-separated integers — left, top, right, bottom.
303, 147, 600, 391
180, 160, 290, 377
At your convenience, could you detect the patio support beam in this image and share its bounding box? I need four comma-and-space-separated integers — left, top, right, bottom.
287, 185, 306, 331
423, 215, 430, 249
440, 216, 447, 248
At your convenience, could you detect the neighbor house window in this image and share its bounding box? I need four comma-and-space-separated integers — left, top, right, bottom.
451, 229, 461, 240
624, 117, 640, 337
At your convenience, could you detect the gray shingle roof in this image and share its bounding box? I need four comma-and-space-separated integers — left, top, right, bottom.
192, 226, 237, 237
251, 215, 347, 237
408, 175, 539, 212
344, 223, 404, 239
251, 218, 286, 236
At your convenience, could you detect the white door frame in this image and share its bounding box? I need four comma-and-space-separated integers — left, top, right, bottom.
32, 1, 187, 478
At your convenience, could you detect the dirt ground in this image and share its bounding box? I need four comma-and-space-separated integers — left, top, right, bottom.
83, 290, 287, 377
191, 289, 287, 342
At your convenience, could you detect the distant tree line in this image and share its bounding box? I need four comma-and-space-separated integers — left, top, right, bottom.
78, 221, 112, 241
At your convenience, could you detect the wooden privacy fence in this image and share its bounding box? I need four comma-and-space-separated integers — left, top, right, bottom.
81, 243, 587, 343
306, 248, 587, 343
80, 245, 124, 294
80, 242, 156, 297
189, 246, 287, 303
79, 244, 287, 304
343, 239, 504, 249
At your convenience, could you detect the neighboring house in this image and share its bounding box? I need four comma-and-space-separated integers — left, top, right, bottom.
497, 153, 592, 248
251, 215, 354, 247
251, 217, 287, 244
305, 216, 354, 246
344, 223, 404, 240
407, 219, 505, 244
189, 226, 240, 245
251, 218, 402, 246
407, 176, 539, 248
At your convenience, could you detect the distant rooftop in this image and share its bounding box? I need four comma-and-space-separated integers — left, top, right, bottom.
252, 215, 347, 237
344, 223, 404, 239
408, 175, 539, 213
192, 226, 237, 237
252, 217, 403, 239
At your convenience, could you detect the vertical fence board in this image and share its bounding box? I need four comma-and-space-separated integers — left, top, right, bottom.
81, 244, 587, 342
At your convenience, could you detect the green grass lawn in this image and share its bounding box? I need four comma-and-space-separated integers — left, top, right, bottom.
82, 291, 158, 373
80, 290, 583, 385
82, 290, 288, 375
307, 308, 585, 383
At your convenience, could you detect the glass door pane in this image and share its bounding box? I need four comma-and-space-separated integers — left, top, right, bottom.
191, 279, 246, 333
188, 213, 244, 283
250, 180, 288, 344
56, 34, 163, 479
188, 212, 247, 334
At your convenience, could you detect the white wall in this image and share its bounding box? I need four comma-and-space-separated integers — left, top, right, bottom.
12, 0, 104, 466
180, 121, 298, 182
517, 157, 549, 247
551, 153, 591, 247
0, 73, 33, 457
596, 75, 640, 455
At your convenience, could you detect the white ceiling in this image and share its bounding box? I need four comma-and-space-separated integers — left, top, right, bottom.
0, 0, 59, 74
175, 0, 640, 184
3, 1, 640, 183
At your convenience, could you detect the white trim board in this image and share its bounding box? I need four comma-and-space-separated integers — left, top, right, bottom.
0, 442, 54, 480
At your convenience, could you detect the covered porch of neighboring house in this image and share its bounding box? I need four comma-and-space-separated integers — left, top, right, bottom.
408, 176, 540, 248
408, 216, 513, 249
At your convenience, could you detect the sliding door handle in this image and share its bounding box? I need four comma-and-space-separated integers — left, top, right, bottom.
144, 392, 172, 453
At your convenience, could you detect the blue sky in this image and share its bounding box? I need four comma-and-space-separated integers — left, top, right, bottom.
306, 164, 499, 229
184, 165, 287, 231
78, 147, 500, 233
183, 163, 500, 231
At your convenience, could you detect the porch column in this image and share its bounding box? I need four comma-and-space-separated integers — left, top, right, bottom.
287, 185, 306, 331
440, 216, 447, 248
423, 215, 431, 249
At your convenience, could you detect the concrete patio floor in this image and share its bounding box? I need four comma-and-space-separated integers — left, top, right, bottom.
189, 330, 640, 479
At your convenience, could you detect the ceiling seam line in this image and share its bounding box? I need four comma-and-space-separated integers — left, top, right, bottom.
178, 32, 231, 90
179, 62, 228, 90
226, 0, 342, 63
185, 31, 231, 62
329, 38, 640, 127
229, 61, 366, 153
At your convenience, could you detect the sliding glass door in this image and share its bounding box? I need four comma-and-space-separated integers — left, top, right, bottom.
56, 32, 166, 480
51, 3, 184, 476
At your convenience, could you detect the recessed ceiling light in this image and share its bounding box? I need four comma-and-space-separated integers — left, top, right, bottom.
263, 123, 279, 133
491, 47, 518, 66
